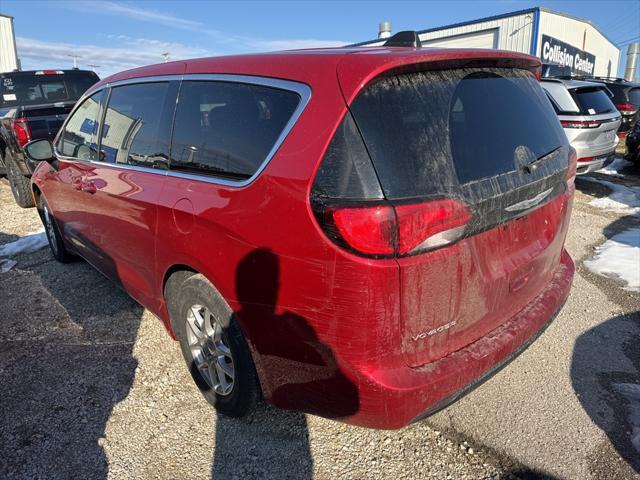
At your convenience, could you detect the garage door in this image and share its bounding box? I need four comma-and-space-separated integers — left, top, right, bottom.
420, 28, 498, 49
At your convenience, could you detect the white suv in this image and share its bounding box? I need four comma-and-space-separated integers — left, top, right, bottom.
541, 78, 621, 174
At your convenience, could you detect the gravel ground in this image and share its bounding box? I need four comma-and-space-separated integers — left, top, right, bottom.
0, 162, 638, 479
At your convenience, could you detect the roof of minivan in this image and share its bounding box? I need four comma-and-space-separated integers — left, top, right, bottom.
92, 47, 541, 103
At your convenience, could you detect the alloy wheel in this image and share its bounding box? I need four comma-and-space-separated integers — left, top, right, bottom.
42, 205, 58, 256
185, 304, 235, 395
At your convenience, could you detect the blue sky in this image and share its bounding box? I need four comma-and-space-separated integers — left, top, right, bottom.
2, 0, 639, 77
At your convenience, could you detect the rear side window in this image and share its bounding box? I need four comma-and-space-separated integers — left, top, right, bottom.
629, 88, 640, 105
100, 82, 176, 168
351, 68, 566, 198
573, 87, 615, 115
58, 90, 105, 160
170, 81, 300, 180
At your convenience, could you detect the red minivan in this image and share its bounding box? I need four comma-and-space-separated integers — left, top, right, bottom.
26, 40, 576, 429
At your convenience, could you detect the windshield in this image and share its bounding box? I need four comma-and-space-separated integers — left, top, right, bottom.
0, 72, 99, 108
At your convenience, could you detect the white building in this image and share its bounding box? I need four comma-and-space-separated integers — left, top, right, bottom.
0, 13, 19, 73
356, 7, 620, 78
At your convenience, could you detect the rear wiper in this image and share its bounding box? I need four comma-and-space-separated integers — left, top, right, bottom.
522, 146, 562, 174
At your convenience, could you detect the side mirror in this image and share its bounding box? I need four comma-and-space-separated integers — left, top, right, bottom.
23, 139, 55, 163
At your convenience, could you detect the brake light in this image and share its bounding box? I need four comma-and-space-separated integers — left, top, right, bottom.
35, 70, 64, 75
560, 120, 600, 129
327, 199, 471, 257
12, 117, 31, 148
566, 148, 577, 187
617, 132, 628, 139
395, 200, 470, 254
332, 205, 396, 255
615, 102, 636, 113
577, 156, 593, 163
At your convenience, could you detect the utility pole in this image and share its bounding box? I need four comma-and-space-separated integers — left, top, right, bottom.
161, 52, 170, 63
87, 64, 101, 73
67, 54, 81, 69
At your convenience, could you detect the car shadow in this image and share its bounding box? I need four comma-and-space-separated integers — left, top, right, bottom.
210, 248, 360, 479
0, 233, 143, 479
571, 311, 640, 474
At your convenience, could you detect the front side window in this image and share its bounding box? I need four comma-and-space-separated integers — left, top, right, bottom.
58, 90, 104, 160
170, 81, 300, 180
99, 82, 174, 168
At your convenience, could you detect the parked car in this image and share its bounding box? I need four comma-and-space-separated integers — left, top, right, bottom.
25, 39, 576, 429
580, 77, 640, 138
0, 69, 99, 207
541, 78, 621, 174
625, 110, 640, 166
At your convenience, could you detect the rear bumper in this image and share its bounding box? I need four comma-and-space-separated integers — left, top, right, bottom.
576, 154, 614, 175
344, 249, 574, 429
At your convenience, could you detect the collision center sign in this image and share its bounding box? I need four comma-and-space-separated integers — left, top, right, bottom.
540, 35, 596, 76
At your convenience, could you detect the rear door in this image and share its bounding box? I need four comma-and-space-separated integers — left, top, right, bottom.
78, 80, 179, 307
348, 67, 573, 367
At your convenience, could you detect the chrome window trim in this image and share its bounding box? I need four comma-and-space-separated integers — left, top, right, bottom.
57, 74, 312, 187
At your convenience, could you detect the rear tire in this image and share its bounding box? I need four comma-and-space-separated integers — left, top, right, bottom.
167, 273, 261, 418
6, 149, 34, 208
40, 198, 73, 263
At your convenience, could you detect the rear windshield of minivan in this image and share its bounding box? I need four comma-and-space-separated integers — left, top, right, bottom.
573, 87, 615, 115
350, 67, 566, 198
0, 72, 98, 108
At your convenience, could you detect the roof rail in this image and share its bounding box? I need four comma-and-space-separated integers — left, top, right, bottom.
383, 31, 422, 48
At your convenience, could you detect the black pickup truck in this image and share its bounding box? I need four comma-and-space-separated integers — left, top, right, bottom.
0, 69, 99, 207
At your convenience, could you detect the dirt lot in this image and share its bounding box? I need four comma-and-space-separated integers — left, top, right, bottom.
0, 161, 639, 480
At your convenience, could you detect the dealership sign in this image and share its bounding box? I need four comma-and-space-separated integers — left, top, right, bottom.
540, 35, 596, 75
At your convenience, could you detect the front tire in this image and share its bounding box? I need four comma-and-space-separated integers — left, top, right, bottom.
40, 198, 72, 263
167, 273, 261, 418
5, 149, 34, 208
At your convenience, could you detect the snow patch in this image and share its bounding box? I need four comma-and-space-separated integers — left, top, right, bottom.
581, 177, 640, 216
598, 157, 632, 178
584, 228, 640, 291
614, 383, 640, 454
0, 259, 17, 273
0, 230, 48, 258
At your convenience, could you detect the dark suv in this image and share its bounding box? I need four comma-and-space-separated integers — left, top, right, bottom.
0, 69, 99, 207
25, 40, 576, 429
565, 77, 640, 137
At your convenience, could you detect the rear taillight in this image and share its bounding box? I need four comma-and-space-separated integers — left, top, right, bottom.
331, 205, 396, 256
617, 132, 628, 139
395, 199, 470, 254
12, 117, 31, 148
324, 200, 471, 257
615, 102, 636, 113
560, 120, 600, 129
566, 148, 577, 187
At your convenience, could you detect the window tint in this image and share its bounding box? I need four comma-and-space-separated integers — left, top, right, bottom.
0, 72, 99, 107
58, 90, 104, 160
629, 88, 640, 106
100, 82, 174, 167
350, 68, 566, 198
573, 87, 615, 115
170, 81, 300, 180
